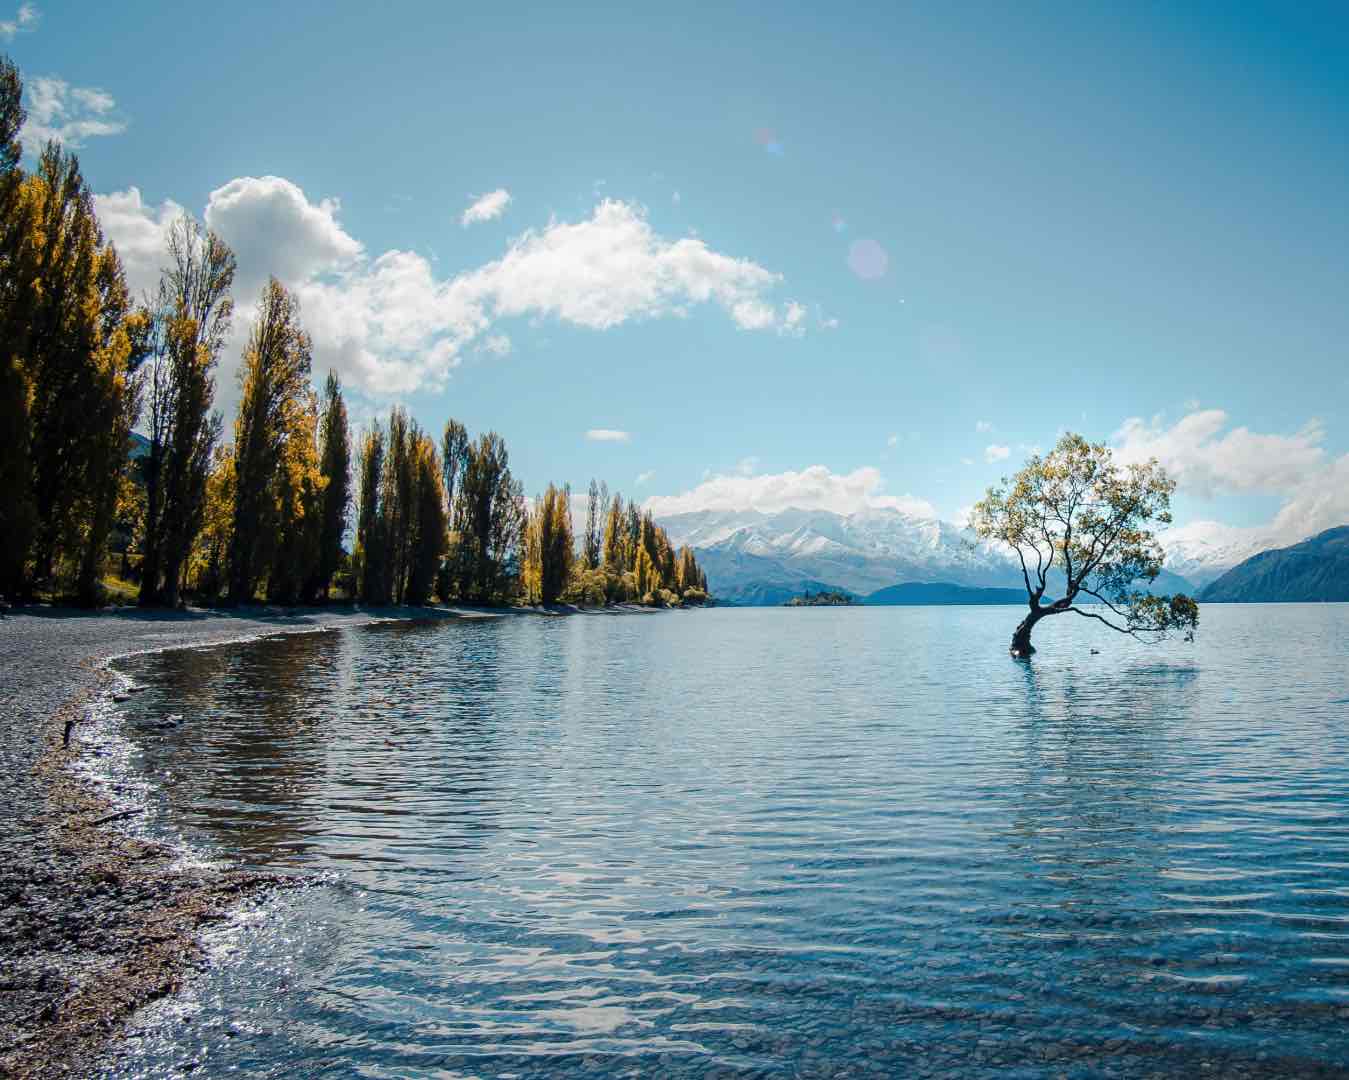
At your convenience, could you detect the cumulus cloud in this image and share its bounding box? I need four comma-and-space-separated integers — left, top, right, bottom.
1115, 409, 1349, 550
585, 429, 631, 443
984, 444, 1010, 464
21, 75, 125, 153
0, 3, 38, 40
644, 465, 937, 519
91, 187, 185, 298
466, 201, 792, 333
205, 176, 363, 292
1113, 409, 1325, 498
97, 186, 805, 398
1267, 452, 1349, 542
460, 188, 511, 227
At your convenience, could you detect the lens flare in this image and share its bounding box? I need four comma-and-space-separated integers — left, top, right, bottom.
847, 238, 888, 280
754, 128, 785, 156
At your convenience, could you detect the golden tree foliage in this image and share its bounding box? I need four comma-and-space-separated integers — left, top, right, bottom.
970, 432, 1199, 657
267, 389, 325, 603
522, 483, 574, 606
0, 122, 150, 602
406, 431, 447, 606
190, 444, 235, 600
228, 277, 312, 602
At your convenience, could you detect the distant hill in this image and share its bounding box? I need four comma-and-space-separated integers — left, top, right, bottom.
715, 579, 846, 607
1199, 526, 1349, 603
864, 582, 1029, 606
128, 431, 151, 460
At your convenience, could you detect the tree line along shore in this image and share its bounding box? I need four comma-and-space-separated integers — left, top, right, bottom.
0, 56, 708, 612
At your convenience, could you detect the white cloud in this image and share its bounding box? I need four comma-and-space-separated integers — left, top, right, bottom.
21, 75, 125, 153
98, 188, 805, 398
636, 470, 655, 486
671, 190, 681, 206
886, 433, 899, 448
735, 456, 760, 476
644, 465, 938, 519
1117, 408, 1348, 551
91, 187, 186, 298
460, 188, 511, 227
585, 429, 631, 443
975, 420, 993, 433
780, 300, 806, 338
819, 313, 840, 330
205, 176, 363, 293
459, 199, 796, 334
479, 333, 511, 357
1265, 452, 1349, 545
0, 3, 38, 40
1113, 409, 1325, 498
984, 444, 1010, 464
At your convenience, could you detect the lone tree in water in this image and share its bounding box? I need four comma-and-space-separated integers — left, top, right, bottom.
970, 433, 1199, 658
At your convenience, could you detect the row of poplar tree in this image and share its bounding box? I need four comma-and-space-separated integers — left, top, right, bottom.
349, 421, 708, 609
0, 55, 709, 610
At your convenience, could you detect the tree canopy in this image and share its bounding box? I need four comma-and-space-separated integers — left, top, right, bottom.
969, 433, 1199, 657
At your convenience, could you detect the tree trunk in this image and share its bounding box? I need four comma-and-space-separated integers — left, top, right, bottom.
1010, 607, 1044, 658
161, 546, 183, 608
138, 441, 163, 606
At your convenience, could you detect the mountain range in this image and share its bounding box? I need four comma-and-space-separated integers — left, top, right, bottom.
655, 506, 1265, 606
1199, 526, 1349, 603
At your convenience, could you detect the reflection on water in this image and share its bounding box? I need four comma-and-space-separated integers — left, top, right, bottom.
109, 605, 1349, 1078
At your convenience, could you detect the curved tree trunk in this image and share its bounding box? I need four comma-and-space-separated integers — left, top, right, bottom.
1010, 607, 1043, 658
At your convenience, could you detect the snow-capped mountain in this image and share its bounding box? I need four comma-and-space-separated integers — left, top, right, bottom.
658, 507, 1034, 601
1157, 521, 1277, 587
658, 506, 1227, 604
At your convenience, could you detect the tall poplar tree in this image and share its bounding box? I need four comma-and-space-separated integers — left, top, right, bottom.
140, 216, 234, 607
0, 55, 35, 596
453, 432, 524, 603
267, 388, 324, 603
406, 431, 447, 606
228, 278, 312, 603
583, 478, 606, 570
313, 371, 351, 600
523, 483, 574, 605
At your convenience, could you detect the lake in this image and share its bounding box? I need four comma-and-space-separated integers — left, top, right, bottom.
104, 604, 1349, 1078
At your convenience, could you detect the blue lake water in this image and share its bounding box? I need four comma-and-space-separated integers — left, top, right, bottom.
105, 605, 1349, 1078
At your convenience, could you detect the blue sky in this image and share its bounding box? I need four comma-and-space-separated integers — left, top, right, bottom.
8, 1, 1348, 544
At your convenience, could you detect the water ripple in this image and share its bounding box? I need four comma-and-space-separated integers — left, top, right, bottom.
104, 605, 1349, 1078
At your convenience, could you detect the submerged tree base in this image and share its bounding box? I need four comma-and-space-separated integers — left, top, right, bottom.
1009, 612, 1041, 659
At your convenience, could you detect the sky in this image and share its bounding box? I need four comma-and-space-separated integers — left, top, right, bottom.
7, 1, 1348, 546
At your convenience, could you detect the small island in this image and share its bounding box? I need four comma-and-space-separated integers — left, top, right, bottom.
786, 590, 855, 607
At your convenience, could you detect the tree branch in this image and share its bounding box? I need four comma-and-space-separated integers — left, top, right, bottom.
1067, 605, 1166, 640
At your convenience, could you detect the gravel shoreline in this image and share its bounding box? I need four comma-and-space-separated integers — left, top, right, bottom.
0, 603, 475, 1079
